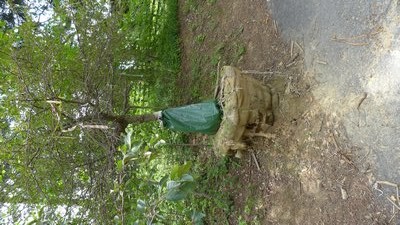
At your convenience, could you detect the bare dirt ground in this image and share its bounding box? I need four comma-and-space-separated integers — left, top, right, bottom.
178, 0, 393, 224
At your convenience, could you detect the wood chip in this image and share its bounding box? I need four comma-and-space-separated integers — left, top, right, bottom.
290, 40, 294, 58
315, 60, 327, 65
341, 187, 348, 200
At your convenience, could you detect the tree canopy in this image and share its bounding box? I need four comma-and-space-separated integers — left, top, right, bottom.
0, 0, 26, 29
0, 0, 183, 223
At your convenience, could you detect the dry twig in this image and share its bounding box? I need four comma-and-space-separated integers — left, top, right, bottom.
286, 53, 299, 68
387, 197, 400, 211
251, 151, 261, 171
242, 70, 274, 75
330, 132, 358, 170
376, 180, 400, 207
357, 92, 368, 111
290, 40, 294, 58
273, 20, 278, 37
294, 41, 303, 53
331, 37, 368, 46
315, 60, 327, 65
331, 27, 382, 46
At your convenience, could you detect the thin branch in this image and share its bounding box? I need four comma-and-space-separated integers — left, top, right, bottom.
61, 123, 110, 133
27, 147, 42, 168
72, 155, 108, 169
54, 97, 96, 106
29, 167, 50, 202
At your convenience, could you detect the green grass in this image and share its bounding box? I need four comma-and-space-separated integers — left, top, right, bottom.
208, 19, 218, 31
235, 43, 246, 62
207, 0, 217, 5
211, 43, 224, 66
195, 34, 206, 44
150, 0, 182, 107
183, 0, 199, 14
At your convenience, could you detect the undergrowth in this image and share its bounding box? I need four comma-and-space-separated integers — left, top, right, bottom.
119, 0, 239, 224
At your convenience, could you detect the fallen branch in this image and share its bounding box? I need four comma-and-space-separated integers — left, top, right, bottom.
387, 197, 400, 211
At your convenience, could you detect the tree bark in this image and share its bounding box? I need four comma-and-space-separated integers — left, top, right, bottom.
100, 111, 161, 133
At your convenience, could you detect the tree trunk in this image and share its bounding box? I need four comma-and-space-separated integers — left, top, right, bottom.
100, 111, 161, 133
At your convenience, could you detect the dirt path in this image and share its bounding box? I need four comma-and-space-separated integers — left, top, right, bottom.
268, 0, 400, 185
179, 0, 394, 224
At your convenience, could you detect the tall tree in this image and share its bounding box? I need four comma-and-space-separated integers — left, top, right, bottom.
0, 0, 165, 223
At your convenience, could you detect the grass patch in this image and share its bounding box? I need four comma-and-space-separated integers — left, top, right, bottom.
195, 34, 206, 44
190, 157, 240, 224
211, 43, 225, 66
183, 0, 199, 14
207, 0, 218, 5
150, 0, 182, 107
234, 42, 246, 62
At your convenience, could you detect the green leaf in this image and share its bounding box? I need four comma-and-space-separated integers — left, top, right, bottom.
148, 150, 159, 161
119, 145, 127, 155
116, 160, 123, 172
123, 142, 143, 164
191, 211, 205, 225
26, 219, 39, 225
180, 182, 195, 193
123, 153, 137, 164
180, 174, 194, 182
154, 139, 166, 148
113, 181, 120, 193
170, 162, 192, 180
159, 175, 168, 186
148, 135, 160, 146
137, 199, 146, 212
129, 142, 143, 154
165, 179, 194, 202
124, 128, 133, 150
166, 180, 180, 190
38, 206, 45, 219
165, 188, 186, 201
